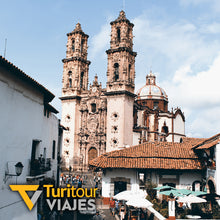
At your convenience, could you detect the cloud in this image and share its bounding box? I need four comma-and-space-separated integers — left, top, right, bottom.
133, 15, 220, 76
162, 53, 220, 137
165, 54, 220, 108
179, 0, 220, 13
200, 22, 220, 34
89, 23, 110, 59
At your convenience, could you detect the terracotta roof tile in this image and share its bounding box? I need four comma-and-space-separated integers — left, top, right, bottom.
193, 133, 220, 149
89, 139, 204, 170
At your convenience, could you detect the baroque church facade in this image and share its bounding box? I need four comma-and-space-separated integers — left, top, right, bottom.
60, 11, 185, 170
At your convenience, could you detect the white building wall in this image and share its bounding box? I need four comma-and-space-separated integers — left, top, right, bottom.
102, 169, 138, 197
61, 100, 77, 168
106, 95, 133, 152
173, 114, 185, 135
216, 143, 220, 195
0, 67, 59, 220
179, 172, 202, 190
133, 132, 141, 146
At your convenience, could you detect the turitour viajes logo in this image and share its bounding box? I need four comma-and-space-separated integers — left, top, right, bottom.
9, 184, 97, 211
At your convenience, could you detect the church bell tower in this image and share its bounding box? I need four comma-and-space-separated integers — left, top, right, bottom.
106, 10, 136, 93
60, 23, 91, 169
106, 11, 137, 152
62, 23, 90, 97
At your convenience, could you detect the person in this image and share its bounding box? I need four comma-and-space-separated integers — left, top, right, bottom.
93, 211, 103, 220
115, 200, 119, 214
109, 198, 115, 216
98, 175, 101, 183
78, 178, 82, 188
120, 205, 126, 220
95, 182, 98, 189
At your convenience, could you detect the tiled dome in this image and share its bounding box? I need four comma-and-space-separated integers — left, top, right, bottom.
136, 71, 168, 101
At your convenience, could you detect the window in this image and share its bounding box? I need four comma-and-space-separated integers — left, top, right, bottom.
81, 39, 84, 52
72, 40, 75, 52
114, 63, 119, 81
153, 102, 159, 109
91, 103, 96, 113
80, 72, 84, 89
69, 78, 72, 88
52, 140, 56, 159
117, 28, 121, 42
68, 71, 72, 88
128, 64, 131, 80
162, 125, 169, 135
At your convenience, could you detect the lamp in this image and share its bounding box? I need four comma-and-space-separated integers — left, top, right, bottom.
4, 162, 24, 183
15, 162, 24, 176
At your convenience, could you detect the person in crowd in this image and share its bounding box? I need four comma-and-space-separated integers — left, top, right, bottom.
92, 211, 103, 220
115, 200, 119, 214
120, 205, 126, 220
78, 178, 82, 188
109, 198, 115, 216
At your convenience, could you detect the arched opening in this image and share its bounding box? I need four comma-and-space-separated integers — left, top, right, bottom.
91, 103, 96, 113
68, 71, 72, 88
162, 125, 169, 135
117, 28, 120, 42
114, 63, 119, 81
72, 39, 75, 52
81, 39, 84, 52
208, 179, 216, 194
128, 64, 131, 81
88, 147, 98, 164
80, 72, 84, 89
192, 180, 202, 191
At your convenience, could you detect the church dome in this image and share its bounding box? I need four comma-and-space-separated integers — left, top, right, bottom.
136, 71, 168, 101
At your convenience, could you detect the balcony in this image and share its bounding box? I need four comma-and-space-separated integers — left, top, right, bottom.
30, 157, 51, 176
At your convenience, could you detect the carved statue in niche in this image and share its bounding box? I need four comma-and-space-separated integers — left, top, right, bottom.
87, 114, 99, 133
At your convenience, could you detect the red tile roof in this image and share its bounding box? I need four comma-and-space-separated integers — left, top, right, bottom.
193, 133, 220, 150
89, 138, 204, 170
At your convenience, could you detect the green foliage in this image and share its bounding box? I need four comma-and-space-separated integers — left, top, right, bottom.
145, 181, 157, 200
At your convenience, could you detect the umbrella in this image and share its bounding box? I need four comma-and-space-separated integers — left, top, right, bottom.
177, 195, 207, 204
159, 189, 183, 197
126, 197, 153, 208
113, 190, 147, 201
191, 191, 207, 196
154, 185, 174, 191
198, 193, 220, 201
175, 189, 192, 196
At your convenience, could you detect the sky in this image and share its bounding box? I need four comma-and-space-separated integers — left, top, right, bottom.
1, 0, 220, 138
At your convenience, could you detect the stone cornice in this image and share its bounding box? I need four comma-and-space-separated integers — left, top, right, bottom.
110, 19, 134, 27
67, 31, 89, 38
105, 90, 136, 98
59, 95, 81, 101
106, 47, 137, 57
62, 57, 91, 65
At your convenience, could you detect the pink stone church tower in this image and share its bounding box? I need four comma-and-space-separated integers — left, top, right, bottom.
105, 11, 137, 152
